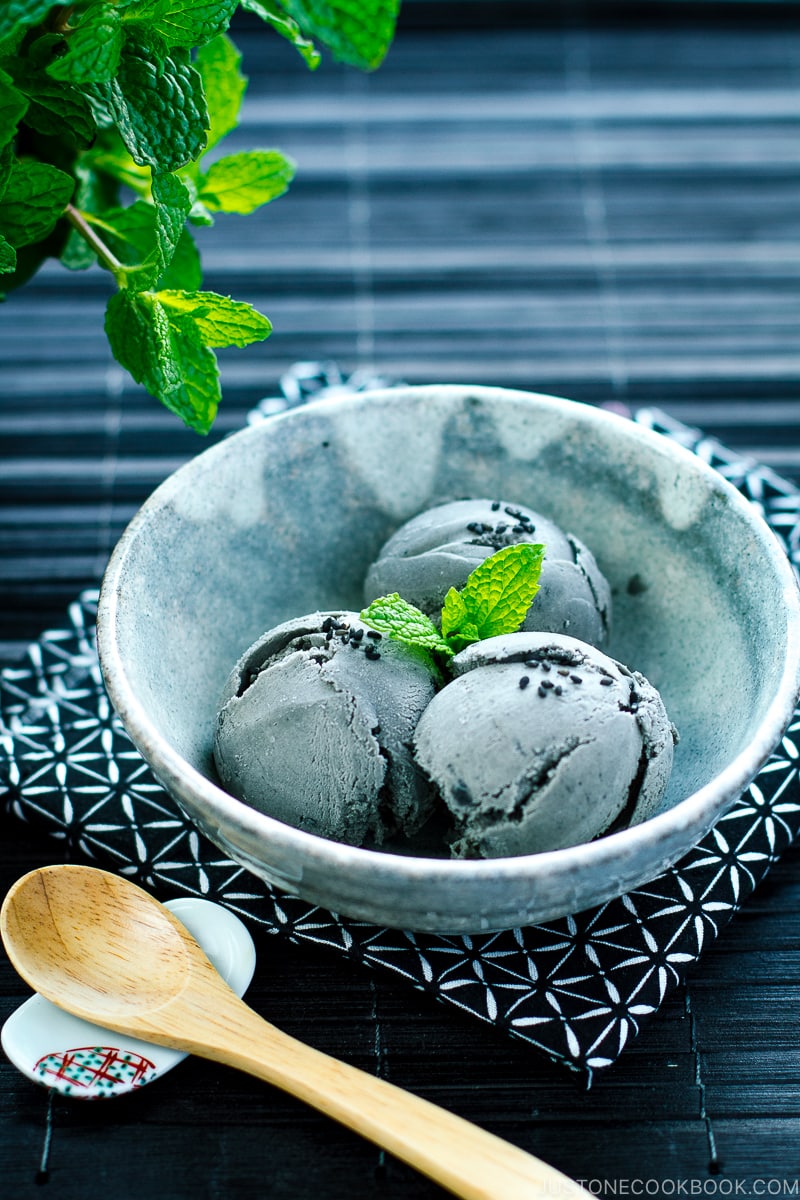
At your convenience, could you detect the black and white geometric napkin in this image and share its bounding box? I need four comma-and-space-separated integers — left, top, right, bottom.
2, 405, 799, 1082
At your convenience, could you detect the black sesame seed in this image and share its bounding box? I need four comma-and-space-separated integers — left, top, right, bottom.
538, 684, 548, 697
366, 629, 382, 640
541, 662, 551, 672
351, 627, 364, 641
570, 674, 583, 684
541, 678, 554, 690
524, 659, 539, 669
519, 675, 530, 690
491, 501, 501, 511
600, 676, 614, 686
467, 521, 483, 533
554, 685, 563, 695
495, 522, 508, 534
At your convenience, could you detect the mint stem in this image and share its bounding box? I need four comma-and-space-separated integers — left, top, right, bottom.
65, 204, 125, 279
51, 5, 75, 34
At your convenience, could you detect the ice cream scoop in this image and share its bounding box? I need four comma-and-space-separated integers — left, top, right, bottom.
413, 633, 677, 859
363, 499, 612, 648
214, 611, 443, 847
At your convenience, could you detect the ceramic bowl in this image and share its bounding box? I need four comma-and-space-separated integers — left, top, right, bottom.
97, 386, 800, 933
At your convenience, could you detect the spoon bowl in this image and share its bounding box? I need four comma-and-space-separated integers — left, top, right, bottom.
1, 897, 256, 1099
4, 866, 193, 1022
2, 864, 585, 1200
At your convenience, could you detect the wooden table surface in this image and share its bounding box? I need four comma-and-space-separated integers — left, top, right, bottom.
2, 4, 800, 1196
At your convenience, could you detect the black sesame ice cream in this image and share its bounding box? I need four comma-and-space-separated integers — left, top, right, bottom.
413, 632, 677, 859
213, 611, 443, 847
363, 498, 612, 648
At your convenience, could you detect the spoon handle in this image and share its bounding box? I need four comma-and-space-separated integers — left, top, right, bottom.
165, 992, 585, 1200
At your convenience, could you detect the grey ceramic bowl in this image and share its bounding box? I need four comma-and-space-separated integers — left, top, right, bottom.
97, 386, 800, 933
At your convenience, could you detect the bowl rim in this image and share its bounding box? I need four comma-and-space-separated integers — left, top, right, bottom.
97, 384, 800, 888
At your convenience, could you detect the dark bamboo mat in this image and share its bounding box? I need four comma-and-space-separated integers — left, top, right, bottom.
2, 5, 800, 1195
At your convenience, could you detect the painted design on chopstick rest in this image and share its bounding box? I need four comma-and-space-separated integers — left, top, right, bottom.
34, 1046, 157, 1097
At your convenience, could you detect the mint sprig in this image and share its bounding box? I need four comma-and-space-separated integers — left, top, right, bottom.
361, 541, 546, 660
0, 2, 399, 431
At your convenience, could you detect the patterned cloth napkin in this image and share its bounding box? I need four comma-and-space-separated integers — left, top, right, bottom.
2, 401, 799, 1082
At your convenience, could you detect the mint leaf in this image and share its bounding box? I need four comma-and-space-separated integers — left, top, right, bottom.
440, 542, 545, 650
0, 2, 56, 44
11, 65, 97, 148
157, 289, 272, 347
0, 233, 16, 273
47, 4, 123, 84
105, 290, 182, 395
98, 35, 208, 171
361, 594, 453, 659
0, 68, 29, 151
0, 158, 73, 248
198, 150, 295, 214
280, 0, 399, 71
0, 143, 12, 201
123, 0, 239, 49
105, 289, 223, 433
159, 321, 220, 432
240, 0, 321, 70
151, 169, 192, 268
195, 33, 247, 152
437, 585, 482, 654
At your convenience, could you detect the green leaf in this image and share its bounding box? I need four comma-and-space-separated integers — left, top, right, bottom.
0, 1, 58, 44
195, 33, 247, 153
157, 288, 271, 347
159, 320, 220, 432
151, 169, 192, 269
360, 593, 453, 659
98, 34, 208, 171
198, 150, 295, 214
156, 225, 201, 289
0, 143, 13, 202
105, 289, 220, 432
122, 0, 239, 49
47, 4, 123, 84
240, 0, 320, 69
0, 68, 29, 150
0, 232, 16, 273
0, 158, 73, 248
279, 0, 399, 71
11, 64, 97, 148
105, 288, 182, 395
440, 542, 546, 650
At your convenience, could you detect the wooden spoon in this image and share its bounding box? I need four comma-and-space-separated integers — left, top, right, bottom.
1, 865, 586, 1200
